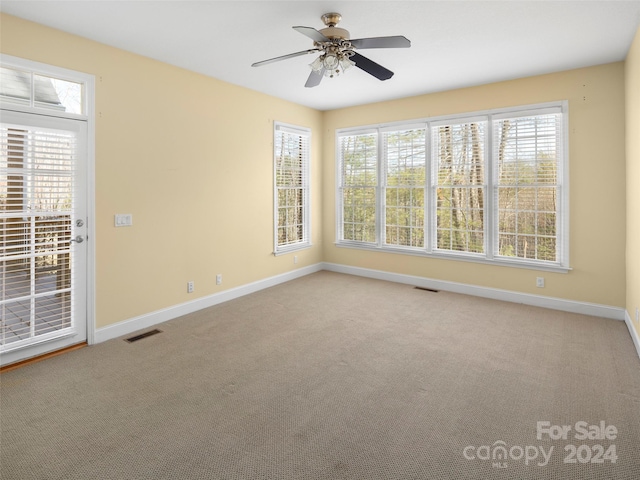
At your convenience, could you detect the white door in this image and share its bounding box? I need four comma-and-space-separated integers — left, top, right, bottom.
0, 110, 87, 366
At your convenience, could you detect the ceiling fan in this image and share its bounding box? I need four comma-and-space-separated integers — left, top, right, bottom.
251, 12, 411, 88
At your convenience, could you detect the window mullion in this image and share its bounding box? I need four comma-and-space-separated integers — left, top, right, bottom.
336, 136, 343, 243
485, 116, 495, 260
29, 71, 35, 109
425, 124, 434, 253
303, 138, 310, 244
558, 110, 569, 266
377, 128, 385, 248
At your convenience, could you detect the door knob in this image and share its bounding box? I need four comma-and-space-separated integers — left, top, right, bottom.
70, 235, 84, 244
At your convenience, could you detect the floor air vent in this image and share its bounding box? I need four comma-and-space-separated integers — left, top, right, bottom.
125, 329, 162, 343
414, 286, 440, 293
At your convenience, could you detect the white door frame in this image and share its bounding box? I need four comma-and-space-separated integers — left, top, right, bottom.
0, 54, 95, 364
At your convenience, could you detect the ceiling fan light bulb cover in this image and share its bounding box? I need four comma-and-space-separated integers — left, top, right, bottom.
309, 56, 324, 72
340, 57, 356, 71
323, 54, 339, 69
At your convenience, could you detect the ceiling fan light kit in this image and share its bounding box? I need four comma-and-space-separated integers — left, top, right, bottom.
309, 50, 355, 79
251, 12, 411, 88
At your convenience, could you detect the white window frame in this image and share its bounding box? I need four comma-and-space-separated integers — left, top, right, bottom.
335, 101, 569, 272
273, 122, 311, 255
0, 55, 90, 121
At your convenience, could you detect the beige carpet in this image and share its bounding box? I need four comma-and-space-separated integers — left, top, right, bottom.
1, 271, 639, 479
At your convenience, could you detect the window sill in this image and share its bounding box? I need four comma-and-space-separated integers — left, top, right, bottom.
273, 242, 312, 256
334, 242, 571, 273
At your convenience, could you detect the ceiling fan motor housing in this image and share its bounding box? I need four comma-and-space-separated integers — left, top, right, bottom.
319, 26, 350, 41
319, 13, 350, 41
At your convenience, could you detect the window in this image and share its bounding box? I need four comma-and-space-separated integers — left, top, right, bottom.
495, 113, 563, 263
384, 128, 426, 248
339, 132, 377, 243
432, 121, 486, 254
336, 103, 568, 270
274, 123, 310, 254
0, 66, 84, 115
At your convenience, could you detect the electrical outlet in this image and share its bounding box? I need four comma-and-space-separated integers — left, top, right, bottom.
294, 255, 298, 264
187, 281, 194, 293
216, 274, 222, 285
536, 277, 545, 288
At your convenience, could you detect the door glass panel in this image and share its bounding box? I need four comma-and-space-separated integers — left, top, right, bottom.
35, 292, 72, 336
1, 123, 77, 349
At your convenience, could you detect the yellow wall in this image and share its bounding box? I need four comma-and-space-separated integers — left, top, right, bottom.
0, 13, 632, 332
0, 14, 324, 328
322, 63, 627, 307
627, 26, 640, 336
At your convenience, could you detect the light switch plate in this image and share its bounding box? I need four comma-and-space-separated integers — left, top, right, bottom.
115, 214, 132, 227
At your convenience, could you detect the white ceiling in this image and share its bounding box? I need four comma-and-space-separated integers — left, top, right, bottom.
2, 1, 640, 111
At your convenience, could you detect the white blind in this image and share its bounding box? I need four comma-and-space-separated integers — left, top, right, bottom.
432, 121, 486, 254
1, 124, 77, 348
494, 113, 561, 262
383, 128, 426, 248
274, 124, 310, 251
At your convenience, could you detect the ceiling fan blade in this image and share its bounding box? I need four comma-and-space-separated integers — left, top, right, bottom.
293, 26, 331, 43
251, 49, 320, 67
351, 52, 394, 81
251, 48, 320, 67
305, 69, 325, 88
350, 36, 411, 49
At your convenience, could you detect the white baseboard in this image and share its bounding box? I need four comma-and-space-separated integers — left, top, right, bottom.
94, 263, 324, 344
625, 310, 640, 360
94, 261, 629, 348
321, 262, 626, 321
